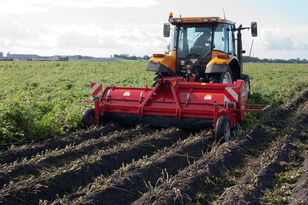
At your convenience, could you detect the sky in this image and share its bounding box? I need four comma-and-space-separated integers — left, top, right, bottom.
0, 0, 308, 59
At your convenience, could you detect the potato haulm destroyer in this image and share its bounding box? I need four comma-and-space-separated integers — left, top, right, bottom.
83, 13, 269, 142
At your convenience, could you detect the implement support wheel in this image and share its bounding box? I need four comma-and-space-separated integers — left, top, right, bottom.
82, 108, 95, 128
215, 116, 231, 143
241, 74, 250, 99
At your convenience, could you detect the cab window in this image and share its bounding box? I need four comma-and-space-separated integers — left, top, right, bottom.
213, 23, 235, 55
228, 24, 235, 55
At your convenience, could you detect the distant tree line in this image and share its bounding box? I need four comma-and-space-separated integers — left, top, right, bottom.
243, 56, 308, 64
113, 54, 151, 60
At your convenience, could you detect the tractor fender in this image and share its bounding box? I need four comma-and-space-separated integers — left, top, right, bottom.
205, 56, 241, 80
146, 51, 176, 74
205, 63, 229, 73
205, 56, 231, 73
146, 62, 176, 76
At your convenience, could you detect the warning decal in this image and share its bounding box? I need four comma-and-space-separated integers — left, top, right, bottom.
123, 91, 130, 96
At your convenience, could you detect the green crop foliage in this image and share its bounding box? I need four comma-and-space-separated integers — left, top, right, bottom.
0, 60, 153, 148
242, 63, 308, 127
0, 61, 307, 148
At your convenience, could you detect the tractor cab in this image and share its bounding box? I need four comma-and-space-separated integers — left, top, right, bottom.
147, 13, 257, 86
169, 20, 236, 82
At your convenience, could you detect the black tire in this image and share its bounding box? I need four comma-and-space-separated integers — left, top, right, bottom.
82, 108, 95, 128
209, 66, 233, 84
152, 72, 170, 87
215, 116, 231, 143
241, 74, 250, 99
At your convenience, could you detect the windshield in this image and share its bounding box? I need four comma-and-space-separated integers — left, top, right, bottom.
171, 25, 212, 58
170, 23, 233, 58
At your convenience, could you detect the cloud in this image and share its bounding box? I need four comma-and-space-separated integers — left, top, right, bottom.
0, 23, 167, 57
0, 0, 159, 15
248, 26, 308, 59
267, 37, 308, 51
267, 37, 294, 50
298, 43, 308, 50
0, 1, 47, 15
57, 33, 103, 49
1, 0, 308, 60
45, 0, 159, 8
261, 28, 308, 51
0, 22, 40, 40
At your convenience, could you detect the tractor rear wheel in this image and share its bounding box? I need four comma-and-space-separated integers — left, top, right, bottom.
241, 74, 250, 99
82, 108, 95, 128
215, 116, 231, 143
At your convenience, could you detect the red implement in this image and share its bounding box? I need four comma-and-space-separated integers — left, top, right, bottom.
83, 77, 269, 141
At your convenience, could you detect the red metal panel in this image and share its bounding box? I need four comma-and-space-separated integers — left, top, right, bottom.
84, 77, 270, 130
102, 79, 230, 116
89, 78, 256, 128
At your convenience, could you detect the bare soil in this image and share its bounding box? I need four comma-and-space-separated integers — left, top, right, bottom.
219, 114, 308, 204
0, 89, 306, 205
0, 126, 152, 189
69, 131, 213, 205
0, 128, 188, 204
132, 89, 308, 205
0, 123, 122, 164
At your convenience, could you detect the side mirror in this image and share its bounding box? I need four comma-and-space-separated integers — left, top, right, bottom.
251, 22, 257, 37
163, 23, 170, 37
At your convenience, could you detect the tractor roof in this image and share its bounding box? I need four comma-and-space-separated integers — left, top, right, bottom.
168, 13, 235, 25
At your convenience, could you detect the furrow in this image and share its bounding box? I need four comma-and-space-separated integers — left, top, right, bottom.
0, 123, 122, 164
0, 126, 152, 189
62, 130, 213, 205
218, 114, 308, 204
0, 128, 188, 204
132, 89, 308, 205
289, 152, 308, 205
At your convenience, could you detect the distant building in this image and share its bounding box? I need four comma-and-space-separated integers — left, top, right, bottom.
7, 52, 40, 60
0, 52, 3, 58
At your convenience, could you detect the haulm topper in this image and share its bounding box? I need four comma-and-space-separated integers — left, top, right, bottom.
83, 14, 269, 141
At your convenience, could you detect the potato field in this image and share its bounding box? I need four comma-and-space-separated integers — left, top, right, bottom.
0, 61, 307, 204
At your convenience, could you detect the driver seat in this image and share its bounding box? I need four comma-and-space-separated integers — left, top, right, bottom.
190, 46, 208, 58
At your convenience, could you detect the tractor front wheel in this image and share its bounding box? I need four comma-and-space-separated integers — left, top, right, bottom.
82, 108, 95, 128
209, 66, 233, 84
215, 116, 231, 143
152, 72, 170, 87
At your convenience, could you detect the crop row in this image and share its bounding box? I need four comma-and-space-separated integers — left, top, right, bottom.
220, 112, 308, 204
132, 89, 308, 205
0, 125, 153, 189
0, 127, 189, 204
0, 89, 307, 204
0, 123, 122, 164
59, 130, 214, 204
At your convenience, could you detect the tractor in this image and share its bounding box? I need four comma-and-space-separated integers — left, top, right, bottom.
147, 12, 257, 97
82, 13, 267, 142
